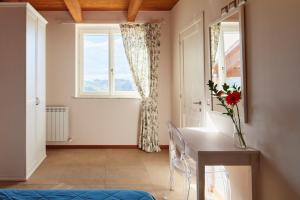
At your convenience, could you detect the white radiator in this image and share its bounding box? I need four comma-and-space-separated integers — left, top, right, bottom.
46, 106, 69, 142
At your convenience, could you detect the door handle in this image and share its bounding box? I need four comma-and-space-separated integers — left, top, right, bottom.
193, 101, 202, 105
36, 97, 40, 106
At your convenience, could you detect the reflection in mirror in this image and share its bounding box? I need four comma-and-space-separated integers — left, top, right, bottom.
210, 11, 244, 113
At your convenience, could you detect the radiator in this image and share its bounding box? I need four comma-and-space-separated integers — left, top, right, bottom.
46, 106, 69, 142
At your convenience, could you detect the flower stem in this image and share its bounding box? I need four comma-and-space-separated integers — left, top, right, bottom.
236, 105, 241, 133
235, 105, 246, 147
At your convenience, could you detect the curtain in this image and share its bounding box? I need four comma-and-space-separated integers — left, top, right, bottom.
120, 23, 161, 153
216, 25, 226, 87
210, 23, 221, 66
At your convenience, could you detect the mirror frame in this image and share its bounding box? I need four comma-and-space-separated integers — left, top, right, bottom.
208, 4, 248, 123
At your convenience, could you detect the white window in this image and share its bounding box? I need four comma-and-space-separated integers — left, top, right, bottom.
76, 24, 139, 98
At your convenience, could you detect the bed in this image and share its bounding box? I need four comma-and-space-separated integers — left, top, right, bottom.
0, 189, 155, 200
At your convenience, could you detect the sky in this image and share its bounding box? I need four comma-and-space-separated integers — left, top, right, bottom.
83, 34, 133, 81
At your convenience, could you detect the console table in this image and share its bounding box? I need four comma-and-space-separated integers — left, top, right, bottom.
179, 127, 260, 200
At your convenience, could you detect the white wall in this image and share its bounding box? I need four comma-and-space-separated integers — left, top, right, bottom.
41, 11, 172, 145
171, 0, 300, 199
226, 166, 252, 200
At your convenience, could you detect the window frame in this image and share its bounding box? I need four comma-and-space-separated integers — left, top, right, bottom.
75, 24, 139, 99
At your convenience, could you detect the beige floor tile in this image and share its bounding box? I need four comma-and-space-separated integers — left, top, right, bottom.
0, 149, 188, 199
105, 166, 151, 185
106, 149, 145, 168
60, 166, 105, 184
46, 149, 107, 167
0, 184, 62, 189
26, 165, 65, 184
144, 162, 186, 189
104, 184, 154, 190
52, 184, 106, 189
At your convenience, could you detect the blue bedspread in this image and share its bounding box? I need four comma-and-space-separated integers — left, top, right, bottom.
0, 189, 155, 200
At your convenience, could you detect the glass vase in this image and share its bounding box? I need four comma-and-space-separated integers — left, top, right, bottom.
233, 125, 247, 149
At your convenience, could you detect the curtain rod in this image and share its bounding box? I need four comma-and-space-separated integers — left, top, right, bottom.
126, 19, 165, 25
58, 19, 166, 25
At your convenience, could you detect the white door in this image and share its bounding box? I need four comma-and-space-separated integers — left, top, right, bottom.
26, 11, 38, 175
36, 19, 46, 161
179, 16, 205, 127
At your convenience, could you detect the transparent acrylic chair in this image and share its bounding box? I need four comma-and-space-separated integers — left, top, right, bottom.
168, 122, 232, 200
168, 122, 195, 200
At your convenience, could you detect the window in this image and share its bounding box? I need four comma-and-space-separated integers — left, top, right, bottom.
76, 24, 138, 98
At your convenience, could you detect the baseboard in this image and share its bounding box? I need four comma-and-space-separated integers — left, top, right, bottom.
46, 145, 169, 150
0, 176, 26, 181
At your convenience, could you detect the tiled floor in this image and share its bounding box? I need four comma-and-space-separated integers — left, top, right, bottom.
0, 149, 197, 200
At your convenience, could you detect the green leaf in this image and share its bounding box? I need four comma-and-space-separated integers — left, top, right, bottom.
222, 83, 229, 92
207, 80, 214, 90
223, 113, 232, 117
214, 84, 218, 91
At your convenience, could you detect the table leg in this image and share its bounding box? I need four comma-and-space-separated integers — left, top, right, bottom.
197, 159, 205, 200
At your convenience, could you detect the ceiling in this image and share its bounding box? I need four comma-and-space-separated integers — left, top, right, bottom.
3, 0, 179, 11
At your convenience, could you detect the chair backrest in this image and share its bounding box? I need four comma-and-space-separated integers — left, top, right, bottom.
168, 122, 186, 159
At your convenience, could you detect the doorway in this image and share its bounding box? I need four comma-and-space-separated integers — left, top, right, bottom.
179, 14, 206, 128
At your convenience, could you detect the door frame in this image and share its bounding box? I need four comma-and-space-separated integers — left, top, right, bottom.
179, 13, 206, 128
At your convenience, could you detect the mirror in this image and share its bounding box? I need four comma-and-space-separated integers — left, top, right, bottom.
209, 5, 247, 122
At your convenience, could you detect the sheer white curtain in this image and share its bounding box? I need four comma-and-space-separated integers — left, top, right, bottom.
120, 23, 161, 152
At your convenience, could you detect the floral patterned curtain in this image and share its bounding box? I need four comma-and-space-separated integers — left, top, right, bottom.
210, 23, 221, 65
120, 23, 161, 153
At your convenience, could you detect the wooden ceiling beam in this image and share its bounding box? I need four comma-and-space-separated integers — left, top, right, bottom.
63, 0, 82, 23
1, 0, 179, 12
127, 0, 144, 22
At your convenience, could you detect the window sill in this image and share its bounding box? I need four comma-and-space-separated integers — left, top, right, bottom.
72, 95, 141, 100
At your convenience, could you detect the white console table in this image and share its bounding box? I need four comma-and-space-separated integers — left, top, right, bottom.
179, 127, 260, 200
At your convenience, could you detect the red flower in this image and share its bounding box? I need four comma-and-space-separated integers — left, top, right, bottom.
226, 91, 241, 105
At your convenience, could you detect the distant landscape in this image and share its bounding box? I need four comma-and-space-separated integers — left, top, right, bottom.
84, 79, 136, 92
